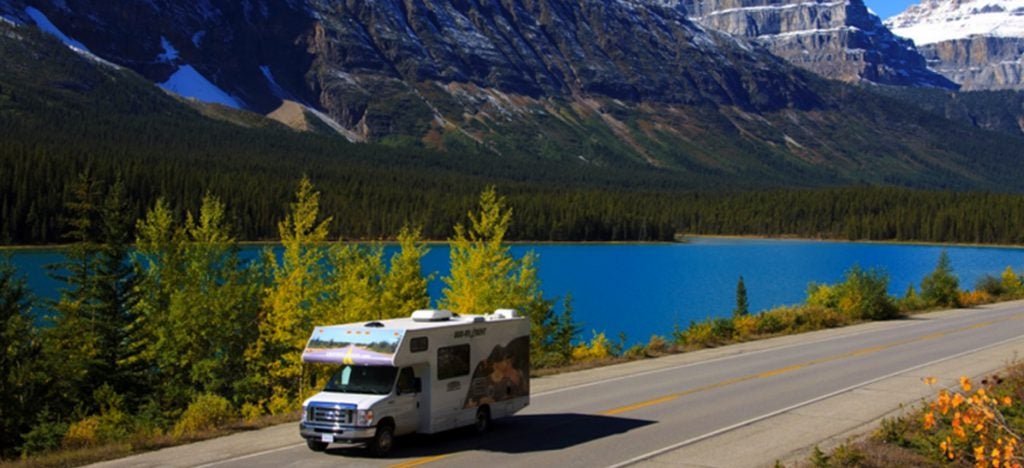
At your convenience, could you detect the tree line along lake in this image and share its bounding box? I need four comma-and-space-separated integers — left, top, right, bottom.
7, 237, 1024, 343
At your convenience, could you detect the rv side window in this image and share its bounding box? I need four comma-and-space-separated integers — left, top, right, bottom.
410, 336, 428, 353
437, 344, 470, 380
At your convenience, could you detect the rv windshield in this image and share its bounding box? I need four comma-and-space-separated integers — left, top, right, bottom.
323, 365, 397, 395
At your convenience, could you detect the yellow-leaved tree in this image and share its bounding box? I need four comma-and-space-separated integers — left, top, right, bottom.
441, 187, 571, 364
380, 226, 433, 318
247, 177, 332, 414
441, 187, 533, 315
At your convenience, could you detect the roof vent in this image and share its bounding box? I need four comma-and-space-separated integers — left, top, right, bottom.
492, 309, 518, 319
364, 321, 385, 328
411, 309, 454, 322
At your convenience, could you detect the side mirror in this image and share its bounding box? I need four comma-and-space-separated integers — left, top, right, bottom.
413, 377, 422, 394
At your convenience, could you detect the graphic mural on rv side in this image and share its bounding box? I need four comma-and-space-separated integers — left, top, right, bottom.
464, 336, 530, 409
302, 327, 404, 366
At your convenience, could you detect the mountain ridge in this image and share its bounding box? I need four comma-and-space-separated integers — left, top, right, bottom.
2, 0, 1024, 192
887, 0, 1024, 90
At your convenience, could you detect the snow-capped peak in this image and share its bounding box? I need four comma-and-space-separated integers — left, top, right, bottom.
886, 0, 1024, 45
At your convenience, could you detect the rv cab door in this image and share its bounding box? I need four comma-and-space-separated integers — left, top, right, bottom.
392, 367, 421, 435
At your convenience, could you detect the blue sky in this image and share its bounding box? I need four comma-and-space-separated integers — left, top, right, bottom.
864, 0, 918, 20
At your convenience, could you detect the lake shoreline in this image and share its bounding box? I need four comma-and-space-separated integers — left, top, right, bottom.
3, 234, 1023, 251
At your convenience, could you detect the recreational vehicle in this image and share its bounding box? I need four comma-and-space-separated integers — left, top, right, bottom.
299, 309, 530, 455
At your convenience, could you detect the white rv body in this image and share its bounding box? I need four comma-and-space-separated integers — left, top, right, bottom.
299, 309, 530, 454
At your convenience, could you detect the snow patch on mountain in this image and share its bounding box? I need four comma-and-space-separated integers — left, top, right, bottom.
259, 65, 292, 100
157, 36, 178, 62
24, 6, 89, 51
887, 0, 1024, 45
159, 65, 243, 109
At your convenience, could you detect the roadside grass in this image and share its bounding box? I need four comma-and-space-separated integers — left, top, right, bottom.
0, 412, 300, 468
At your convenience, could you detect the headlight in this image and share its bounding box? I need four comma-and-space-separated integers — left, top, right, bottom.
356, 409, 374, 426
301, 405, 307, 422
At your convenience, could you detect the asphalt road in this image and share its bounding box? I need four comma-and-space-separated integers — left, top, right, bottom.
97, 302, 1024, 468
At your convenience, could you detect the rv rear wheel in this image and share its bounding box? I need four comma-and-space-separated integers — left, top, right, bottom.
306, 439, 328, 452
368, 422, 395, 457
474, 406, 491, 434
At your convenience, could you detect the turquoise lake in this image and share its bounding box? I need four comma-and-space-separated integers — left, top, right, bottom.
8, 237, 1024, 343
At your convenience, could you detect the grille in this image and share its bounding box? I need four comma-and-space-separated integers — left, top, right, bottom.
309, 405, 353, 425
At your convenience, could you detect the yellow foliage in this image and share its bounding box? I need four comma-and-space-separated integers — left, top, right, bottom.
733, 314, 758, 341
240, 402, 263, 421
266, 390, 295, 416
572, 331, 611, 362
806, 284, 836, 308
63, 416, 100, 448
960, 290, 994, 307
682, 321, 716, 348
1002, 266, 1022, 292
172, 394, 235, 438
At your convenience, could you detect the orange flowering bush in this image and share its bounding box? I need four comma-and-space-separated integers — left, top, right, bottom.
921, 375, 1022, 467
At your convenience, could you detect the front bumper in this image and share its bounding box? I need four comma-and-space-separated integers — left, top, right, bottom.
300, 422, 376, 442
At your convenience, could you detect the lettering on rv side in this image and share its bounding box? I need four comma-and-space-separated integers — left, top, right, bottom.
454, 328, 487, 339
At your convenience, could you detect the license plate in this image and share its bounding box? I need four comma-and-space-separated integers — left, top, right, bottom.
320, 434, 334, 443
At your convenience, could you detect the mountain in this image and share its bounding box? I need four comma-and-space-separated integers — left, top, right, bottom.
2, 0, 1024, 191
681, 0, 957, 88
887, 0, 1024, 90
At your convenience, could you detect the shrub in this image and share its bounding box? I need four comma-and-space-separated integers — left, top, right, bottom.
20, 416, 68, 455
835, 266, 897, 321
711, 318, 735, 342
975, 274, 1005, 297
644, 335, 669, 357
809, 266, 897, 321
63, 416, 100, 448
921, 251, 960, 308
623, 344, 646, 360
681, 320, 716, 348
571, 331, 612, 362
172, 394, 236, 438
240, 402, 263, 422
755, 311, 786, 335
898, 284, 927, 313
733, 314, 758, 341
806, 283, 838, 309
1001, 266, 1022, 294
958, 290, 993, 307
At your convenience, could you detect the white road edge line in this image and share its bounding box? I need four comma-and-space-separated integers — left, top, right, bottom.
194, 442, 304, 468
607, 333, 1024, 468
534, 311, 952, 398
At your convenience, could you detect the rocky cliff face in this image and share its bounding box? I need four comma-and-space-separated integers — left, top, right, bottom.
887, 0, 1024, 90
683, 0, 957, 88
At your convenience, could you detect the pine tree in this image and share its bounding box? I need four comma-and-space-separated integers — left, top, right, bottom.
45, 172, 139, 412
0, 258, 44, 457
733, 276, 749, 318
921, 251, 961, 308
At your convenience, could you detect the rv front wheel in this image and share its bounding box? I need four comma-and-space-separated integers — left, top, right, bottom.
474, 406, 491, 434
306, 439, 328, 452
368, 422, 395, 457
